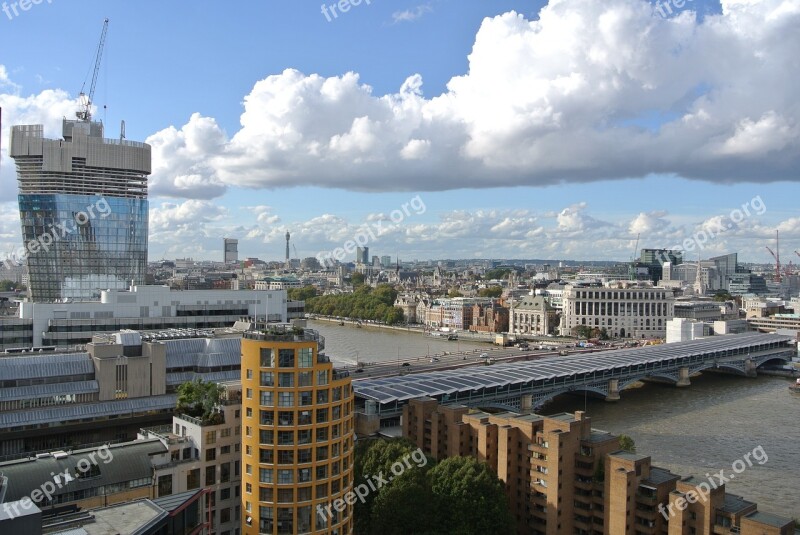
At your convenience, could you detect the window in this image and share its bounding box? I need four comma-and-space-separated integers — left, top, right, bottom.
221, 445, 231, 455
187, 469, 200, 490
278, 392, 294, 407
221, 462, 231, 483
157, 474, 172, 497
278, 372, 294, 387
278, 489, 294, 503
298, 448, 312, 463
297, 486, 312, 502
316, 465, 327, 479
260, 487, 273, 502
221, 487, 231, 500
316, 427, 328, 442
278, 450, 295, 464
278, 411, 294, 426
260, 372, 274, 387
260, 391, 274, 407
316, 389, 329, 404
246, 388, 253, 399
246, 369, 253, 380
260, 429, 274, 445
278, 430, 294, 445
260, 449, 274, 464
260, 348, 274, 367
278, 469, 294, 484
298, 347, 313, 367
317, 446, 328, 461
317, 370, 328, 386
298, 468, 312, 483
316, 483, 328, 498
206, 466, 216, 486
279, 349, 295, 367
298, 410, 312, 425
259, 506, 273, 533
316, 408, 328, 424
299, 391, 313, 406
260, 410, 274, 426
332, 405, 341, 419
206, 448, 216, 462
259, 468, 273, 484
332, 386, 342, 401
298, 429, 311, 444
298, 372, 313, 387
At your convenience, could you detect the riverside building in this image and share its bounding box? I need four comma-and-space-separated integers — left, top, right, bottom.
240, 325, 354, 534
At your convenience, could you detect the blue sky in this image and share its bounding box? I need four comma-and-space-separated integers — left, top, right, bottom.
1, 0, 798, 264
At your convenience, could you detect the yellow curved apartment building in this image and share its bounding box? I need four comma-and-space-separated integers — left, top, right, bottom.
241, 327, 354, 535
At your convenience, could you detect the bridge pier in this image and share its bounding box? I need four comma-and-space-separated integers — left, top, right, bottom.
744, 359, 757, 378
605, 379, 620, 402
521, 394, 532, 412
676, 367, 691, 387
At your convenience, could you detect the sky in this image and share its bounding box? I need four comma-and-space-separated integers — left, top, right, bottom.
0, 0, 798, 265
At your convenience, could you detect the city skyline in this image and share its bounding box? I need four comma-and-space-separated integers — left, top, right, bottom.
1, 0, 798, 265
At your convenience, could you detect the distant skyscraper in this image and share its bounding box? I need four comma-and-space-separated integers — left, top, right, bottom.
356, 246, 368, 265
10, 119, 150, 302
381, 255, 391, 268
224, 237, 239, 264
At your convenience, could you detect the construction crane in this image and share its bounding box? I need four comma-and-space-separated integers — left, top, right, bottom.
765, 230, 781, 283
76, 18, 109, 122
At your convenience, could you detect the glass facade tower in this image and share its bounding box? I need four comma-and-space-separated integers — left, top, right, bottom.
10, 119, 150, 302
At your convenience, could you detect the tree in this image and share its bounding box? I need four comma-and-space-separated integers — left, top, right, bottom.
599, 327, 610, 340
351, 273, 366, 287
288, 285, 317, 301
176, 379, 224, 424
427, 457, 514, 535
0, 280, 16, 291
447, 288, 463, 298
618, 434, 636, 453
477, 286, 503, 298
370, 469, 440, 535
300, 256, 322, 271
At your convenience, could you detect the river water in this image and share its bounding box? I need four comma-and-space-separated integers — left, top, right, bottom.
311, 321, 800, 517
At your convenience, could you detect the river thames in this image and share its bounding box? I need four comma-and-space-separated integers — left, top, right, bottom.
311, 320, 800, 517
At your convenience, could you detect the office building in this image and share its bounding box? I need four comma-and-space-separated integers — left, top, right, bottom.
10, 119, 150, 302
640, 249, 683, 284
403, 399, 796, 535
240, 325, 354, 534
225, 238, 239, 264
510, 294, 559, 336
560, 284, 675, 338
1, 285, 295, 349
380, 255, 391, 268
355, 246, 368, 265
140, 382, 244, 534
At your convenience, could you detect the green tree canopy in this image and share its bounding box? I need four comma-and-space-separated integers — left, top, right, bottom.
477, 286, 503, 298
427, 457, 515, 535
304, 284, 404, 324
618, 434, 636, 453
288, 285, 317, 301
447, 288, 463, 298
354, 440, 513, 535
176, 379, 224, 424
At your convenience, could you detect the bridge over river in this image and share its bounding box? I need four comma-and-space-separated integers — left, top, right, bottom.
353, 333, 796, 422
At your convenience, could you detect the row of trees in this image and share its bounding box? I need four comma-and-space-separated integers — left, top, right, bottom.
304, 284, 405, 324
354, 439, 514, 535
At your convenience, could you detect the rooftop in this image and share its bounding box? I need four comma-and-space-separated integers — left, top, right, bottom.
743, 510, 795, 528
